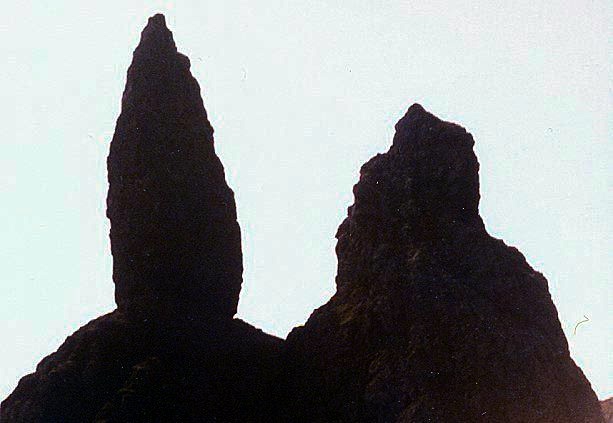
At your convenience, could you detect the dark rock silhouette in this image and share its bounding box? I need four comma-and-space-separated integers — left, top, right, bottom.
281, 104, 603, 422
0, 15, 281, 423
107, 14, 242, 323
0, 312, 282, 422
1, 14, 604, 423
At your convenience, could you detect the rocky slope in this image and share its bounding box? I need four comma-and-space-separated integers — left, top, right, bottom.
1, 14, 604, 423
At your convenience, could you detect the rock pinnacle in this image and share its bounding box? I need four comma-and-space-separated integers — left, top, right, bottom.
107, 13, 243, 323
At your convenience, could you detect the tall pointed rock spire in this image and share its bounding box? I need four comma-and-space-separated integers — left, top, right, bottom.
107, 14, 242, 322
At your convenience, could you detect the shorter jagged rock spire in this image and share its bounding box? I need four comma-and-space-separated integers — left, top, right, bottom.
335, 104, 486, 293
343, 104, 481, 250
107, 14, 243, 323
285, 104, 604, 422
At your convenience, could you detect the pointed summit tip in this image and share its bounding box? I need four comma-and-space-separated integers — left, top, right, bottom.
143, 13, 168, 33
149, 13, 167, 26
394, 103, 436, 132
137, 13, 175, 54
407, 102, 426, 115
393, 103, 470, 149
142, 13, 169, 34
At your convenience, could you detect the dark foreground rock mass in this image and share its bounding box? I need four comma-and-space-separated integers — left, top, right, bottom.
1, 312, 282, 422
1, 14, 604, 423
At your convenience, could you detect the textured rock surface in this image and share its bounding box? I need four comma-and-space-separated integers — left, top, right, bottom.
107, 14, 242, 322
282, 104, 603, 422
1, 14, 604, 423
602, 398, 613, 423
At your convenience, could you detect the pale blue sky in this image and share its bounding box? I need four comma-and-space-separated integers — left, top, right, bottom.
1, 1, 610, 400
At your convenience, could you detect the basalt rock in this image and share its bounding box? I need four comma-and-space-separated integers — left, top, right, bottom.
1, 15, 281, 423
282, 104, 604, 422
106, 14, 243, 323
602, 398, 613, 423
1, 14, 604, 423
0, 311, 282, 422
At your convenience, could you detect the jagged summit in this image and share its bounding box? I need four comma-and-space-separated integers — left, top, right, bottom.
285, 105, 603, 422
341, 104, 482, 258
390, 104, 480, 223
107, 13, 242, 323
139, 14, 175, 50
146, 13, 167, 28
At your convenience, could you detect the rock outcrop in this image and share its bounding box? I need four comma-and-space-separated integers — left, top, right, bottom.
0, 15, 281, 423
0, 311, 282, 422
1, 14, 604, 423
282, 104, 604, 422
107, 14, 242, 323
602, 398, 613, 423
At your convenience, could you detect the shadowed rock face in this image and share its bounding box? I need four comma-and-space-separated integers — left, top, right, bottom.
107, 14, 242, 322
1, 14, 605, 423
282, 104, 603, 422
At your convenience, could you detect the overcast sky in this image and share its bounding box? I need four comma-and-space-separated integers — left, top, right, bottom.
1, 0, 610, 400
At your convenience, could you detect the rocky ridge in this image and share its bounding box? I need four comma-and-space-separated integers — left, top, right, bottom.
1, 14, 604, 423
